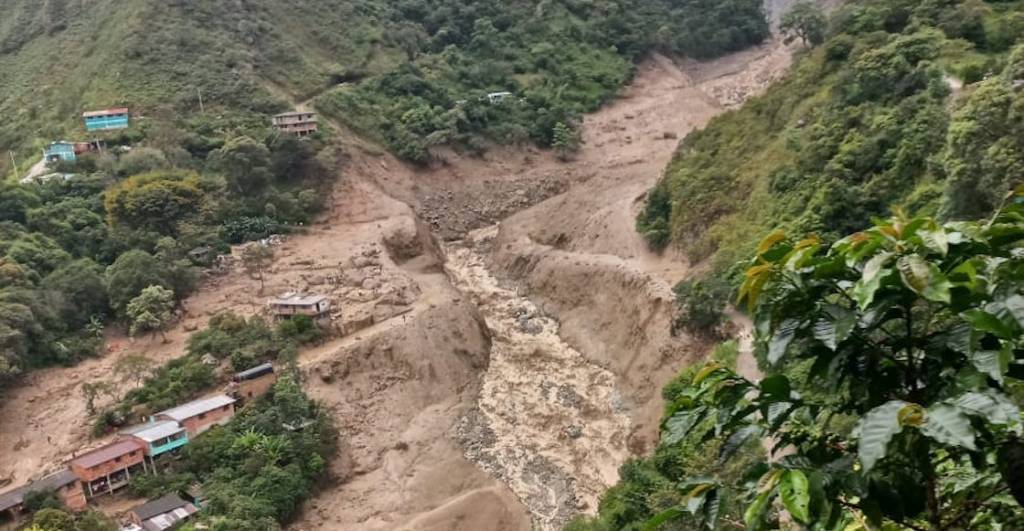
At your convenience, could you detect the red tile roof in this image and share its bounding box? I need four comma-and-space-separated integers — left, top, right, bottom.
82, 107, 129, 118
70, 439, 143, 469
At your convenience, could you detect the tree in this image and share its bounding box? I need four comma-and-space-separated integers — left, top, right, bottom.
114, 353, 155, 387
649, 197, 1024, 529
208, 136, 273, 196
242, 243, 274, 292
780, 1, 828, 47
105, 250, 169, 316
552, 122, 580, 161
31, 508, 74, 531
82, 380, 117, 415
116, 147, 169, 177
126, 285, 175, 342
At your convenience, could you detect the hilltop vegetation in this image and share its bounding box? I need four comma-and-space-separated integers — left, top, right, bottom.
638, 0, 1024, 282
0, 0, 770, 172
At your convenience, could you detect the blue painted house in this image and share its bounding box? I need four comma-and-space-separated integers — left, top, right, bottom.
120, 420, 189, 465
43, 141, 77, 163
82, 107, 129, 131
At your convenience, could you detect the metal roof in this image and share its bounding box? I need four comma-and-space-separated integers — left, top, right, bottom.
82, 107, 129, 118
269, 292, 328, 306
131, 493, 193, 521
157, 394, 235, 421
0, 469, 78, 512
235, 362, 274, 381
70, 439, 143, 469
274, 111, 315, 118
121, 420, 185, 442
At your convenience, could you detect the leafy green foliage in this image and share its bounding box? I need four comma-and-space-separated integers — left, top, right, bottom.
671, 279, 730, 338
780, 1, 828, 47
126, 285, 175, 339
637, 0, 1024, 276
656, 201, 1024, 529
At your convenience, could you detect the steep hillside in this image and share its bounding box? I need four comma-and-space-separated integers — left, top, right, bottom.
638, 0, 1024, 280
0, 0, 771, 175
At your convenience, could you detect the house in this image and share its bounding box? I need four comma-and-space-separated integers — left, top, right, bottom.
230, 362, 276, 402
267, 293, 331, 322
487, 91, 512, 104
68, 439, 147, 497
155, 394, 236, 437
271, 111, 318, 137
83, 108, 130, 131
43, 141, 77, 163
121, 420, 189, 465
127, 493, 198, 531
0, 469, 87, 522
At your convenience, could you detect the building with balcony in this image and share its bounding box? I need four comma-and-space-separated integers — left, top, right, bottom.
121, 420, 189, 466
68, 439, 146, 497
267, 293, 331, 322
271, 111, 318, 137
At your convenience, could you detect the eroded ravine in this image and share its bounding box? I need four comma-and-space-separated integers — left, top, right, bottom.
445, 226, 632, 530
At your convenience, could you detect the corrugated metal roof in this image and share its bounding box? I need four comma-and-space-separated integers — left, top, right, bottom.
274, 111, 315, 118
70, 439, 143, 469
235, 362, 274, 381
269, 293, 328, 306
82, 107, 129, 118
121, 420, 185, 442
131, 493, 191, 521
0, 469, 78, 512
157, 394, 235, 421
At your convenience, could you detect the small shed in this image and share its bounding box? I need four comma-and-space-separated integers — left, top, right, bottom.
83, 108, 129, 131
267, 293, 331, 321
487, 91, 512, 104
230, 362, 277, 402
127, 493, 198, 531
43, 141, 77, 163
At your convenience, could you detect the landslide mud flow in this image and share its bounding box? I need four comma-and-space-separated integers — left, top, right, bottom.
446, 227, 631, 530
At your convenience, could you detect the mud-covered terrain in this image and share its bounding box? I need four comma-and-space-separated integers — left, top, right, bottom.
1, 39, 795, 530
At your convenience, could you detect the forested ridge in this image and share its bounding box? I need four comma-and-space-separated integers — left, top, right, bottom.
639, 0, 1024, 280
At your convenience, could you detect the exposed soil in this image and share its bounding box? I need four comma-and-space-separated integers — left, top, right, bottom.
2, 37, 796, 530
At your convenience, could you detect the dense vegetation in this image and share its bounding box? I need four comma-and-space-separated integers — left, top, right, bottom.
314, 0, 769, 161
582, 196, 1024, 530
0, 129, 331, 387
638, 0, 1024, 282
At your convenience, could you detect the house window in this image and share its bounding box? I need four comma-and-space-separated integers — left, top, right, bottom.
198, 413, 206, 420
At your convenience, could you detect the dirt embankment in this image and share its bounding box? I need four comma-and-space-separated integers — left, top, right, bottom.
2, 37, 796, 531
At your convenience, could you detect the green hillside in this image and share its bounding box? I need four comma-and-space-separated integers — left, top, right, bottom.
638, 0, 1024, 281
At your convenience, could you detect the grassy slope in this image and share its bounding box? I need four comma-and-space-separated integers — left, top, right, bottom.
0, 0, 399, 176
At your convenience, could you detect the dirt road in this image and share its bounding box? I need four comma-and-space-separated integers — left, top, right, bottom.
1, 39, 795, 530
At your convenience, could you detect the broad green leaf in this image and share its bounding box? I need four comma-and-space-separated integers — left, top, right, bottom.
719, 425, 762, 464
896, 254, 951, 303
857, 400, 907, 473
693, 362, 722, 386
852, 252, 894, 309
962, 309, 1017, 339
971, 349, 1010, 384
686, 483, 714, 513
769, 319, 800, 365
1005, 295, 1024, 328
760, 374, 792, 400
921, 404, 977, 451
779, 470, 811, 523
757, 230, 787, 256
953, 391, 1021, 425
702, 489, 720, 531
813, 305, 857, 350
919, 228, 948, 256
744, 488, 774, 530
663, 407, 706, 446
